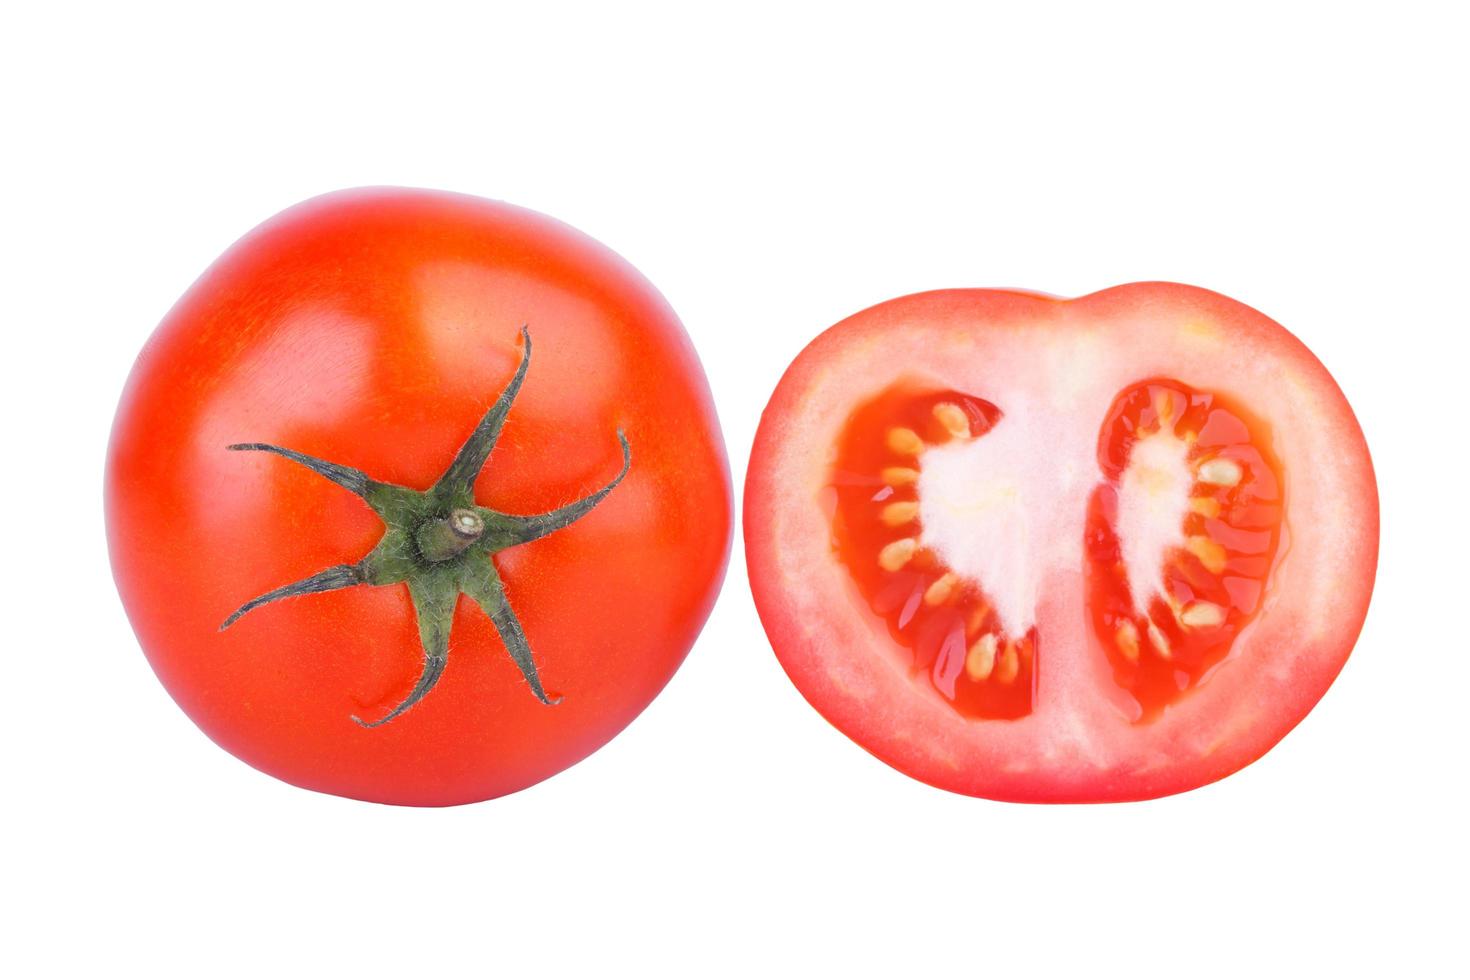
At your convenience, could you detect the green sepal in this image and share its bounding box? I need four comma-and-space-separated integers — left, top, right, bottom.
352, 573, 455, 728
461, 555, 558, 704
219, 327, 629, 726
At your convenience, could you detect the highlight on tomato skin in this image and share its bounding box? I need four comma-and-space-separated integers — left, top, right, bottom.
745, 282, 1378, 803
106, 188, 732, 807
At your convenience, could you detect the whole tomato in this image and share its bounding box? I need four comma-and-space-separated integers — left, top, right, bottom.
108, 188, 731, 806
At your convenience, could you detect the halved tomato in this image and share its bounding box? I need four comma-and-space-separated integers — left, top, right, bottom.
745, 284, 1377, 802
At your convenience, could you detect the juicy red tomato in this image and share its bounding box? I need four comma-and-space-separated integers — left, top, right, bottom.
746, 284, 1376, 802
107, 188, 731, 806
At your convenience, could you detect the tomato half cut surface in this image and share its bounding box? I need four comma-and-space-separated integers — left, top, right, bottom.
745, 284, 1376, 802
107, 189, 731, 806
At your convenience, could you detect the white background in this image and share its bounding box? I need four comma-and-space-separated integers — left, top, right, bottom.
3, 2, 1466, 977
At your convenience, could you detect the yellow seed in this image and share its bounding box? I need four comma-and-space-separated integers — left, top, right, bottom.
996, 640, 1020, 684
1154, 389, 1177, 427
878, 537, 918, 572
1116, 621, 1140, 662
1198, 457, 1243, 487
886, 427, 924, 456
1147, 620, 1172, 659
966, 634, 998, 681
1185, 535, 1228, 574
923, 572, 958, 605
880, 466, 920, 486
1189, 496, 1221, 518
880, 501, 919, 526
932, 402, 971, 439
1164, 594, 1184, 621
1181, 602, 1226, 628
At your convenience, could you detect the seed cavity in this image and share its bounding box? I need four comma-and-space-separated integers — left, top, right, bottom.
1088, 379, 1284, 721
932, 402, 971, 439
832, 384, 1026, 721
878, 537, 918, 572
886, 427, 924, 456
1198, 457, 1243, 487
965, 634, 998, 681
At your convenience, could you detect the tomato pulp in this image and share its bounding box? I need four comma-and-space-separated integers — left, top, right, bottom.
746, 285, 1376, 802
107, 189, 731, 806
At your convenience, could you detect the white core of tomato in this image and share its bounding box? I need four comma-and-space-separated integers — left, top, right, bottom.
915, 399, 1196, 638
1116, 431, 1194, 614
916, 407, 1086, 638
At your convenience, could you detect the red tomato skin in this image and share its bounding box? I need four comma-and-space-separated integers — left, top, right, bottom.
107, 188, 731, 806
745, 284, 1377, 803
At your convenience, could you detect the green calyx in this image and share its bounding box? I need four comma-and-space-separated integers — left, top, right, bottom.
219, 327, 630, 728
